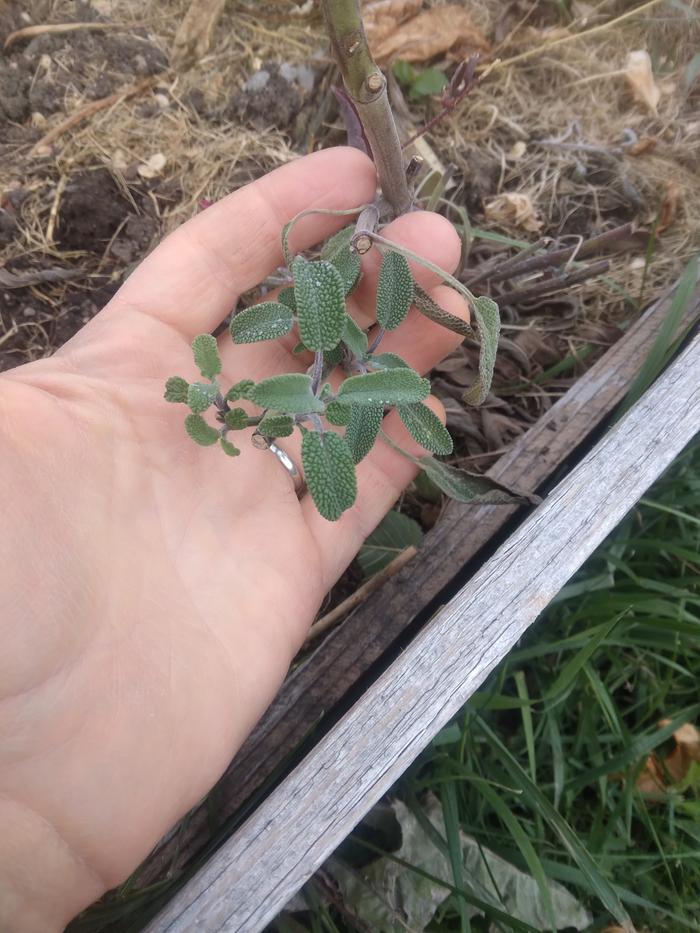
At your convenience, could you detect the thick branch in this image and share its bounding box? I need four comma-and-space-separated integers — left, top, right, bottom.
321, 0, 411, 217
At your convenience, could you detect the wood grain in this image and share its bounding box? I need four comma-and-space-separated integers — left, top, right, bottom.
148, 332, 700, 931
134, 277, 700, 888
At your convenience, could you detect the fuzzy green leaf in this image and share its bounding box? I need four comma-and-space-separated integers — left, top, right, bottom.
187, 381, 217, 414
185, 414, 219, 446
230, 301, 294, 344
226, 379, 255, 402
376, 250, 413, 331
418, 456, 534, 505
368, 352, 410, 370
164, 376, 189, 403
258, 412, 295, 437
338, 368, 429, 407
278, 287, 297, 311
293, 256, 347, 352
326, 400, 352, 427
463, 295, 500, 406
321, 226, 362, 295
302, 430, 357, 521
192, 334, 221, 379
220, 437, 240, 457
324, 346, 344, 367
224, 408, 248, 430
249, 373, 324, 414
342, 315, 369, 359
398, 403, 453, 455
345, 403, 384, 464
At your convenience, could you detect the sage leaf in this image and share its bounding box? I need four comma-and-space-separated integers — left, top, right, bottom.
463, 295, 500, 406
324, 346, 344, 368
185, 414, 219, 446
230, 301, 294, 344
249, 373, 324, 414
258, 412, 295, 437
321, 226, 362, 295
368, 352, 410, 370
414, 284, 472, 338
278, 287, 297, 311
224, 408, 248, 430
187, 381, 217, 414
220, 437, 240, 457
302, 430, 358, 521
326, 400, 352, 427
342, 315, 369, 359
376, 250, 413, 331
338, 368, 429, 407
398, 403, 453, 455
164, 376, 189, 403
226, 379, 255, 402
418, 456, 535, 505
191, 333, 221, 379
345, 403, 384, 463
293, 256, 346, 352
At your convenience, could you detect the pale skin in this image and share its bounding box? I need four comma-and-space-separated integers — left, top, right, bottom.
0, 147, 469, 930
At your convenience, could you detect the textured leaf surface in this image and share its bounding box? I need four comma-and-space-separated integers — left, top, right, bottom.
249, 374, 324, 414
257, 412, 294, 437
321, 226, 362, 295
345, 403, 384, 463
326, 400, 352, 427
226, 380, 254, 401
418, 455, 532, 504
220, 437, 240, 457
414, 283, 472, 338
164, 376, 189, 403
338, 368, 429, 406
358, 509, 423, 578
187, 381, 217, 414
293, 256, 347, 352
302, 430, 357, 521
342, 315, 369, 359
230, 301, 294, 344
185, 414, 219, 446
398, 403, 453, 455
369, 352, 410, 370
224, 408, 248, 430
463, 295, 500, 406
278, 287, 297, 311
192, 333, 221, 379
376, 250, 413, 330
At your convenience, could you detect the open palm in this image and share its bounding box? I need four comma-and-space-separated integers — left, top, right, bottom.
0, 148, 468, 930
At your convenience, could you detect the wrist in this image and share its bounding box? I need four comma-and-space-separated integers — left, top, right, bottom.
0, 796, 106, 932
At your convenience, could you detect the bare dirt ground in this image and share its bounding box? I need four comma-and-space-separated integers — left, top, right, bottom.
1, 0, 698, 483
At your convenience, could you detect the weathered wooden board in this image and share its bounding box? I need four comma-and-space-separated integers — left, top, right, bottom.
135, 277, 700, 888
148, 331, 700, 931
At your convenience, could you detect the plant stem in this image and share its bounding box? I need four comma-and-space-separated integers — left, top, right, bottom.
320, 0, 411, 217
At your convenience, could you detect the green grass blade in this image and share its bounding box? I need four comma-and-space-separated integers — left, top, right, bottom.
473, 716, 632, 926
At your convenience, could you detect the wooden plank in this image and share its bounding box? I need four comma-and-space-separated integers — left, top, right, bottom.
148, 332, 700, 931
134, 277, 700, 887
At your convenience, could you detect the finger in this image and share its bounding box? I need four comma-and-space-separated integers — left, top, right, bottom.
347, 211, 461, 329
101, 147, 376, 339
301, 397, 447, 588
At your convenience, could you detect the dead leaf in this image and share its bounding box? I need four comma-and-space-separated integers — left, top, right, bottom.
484, 192, 543, 233
365, 3, 491, 64
137, 152, 167, 179
0, 267, 78, 288
636, 720, 700, 796
656, 178, 680, 235
624, 50, 661, 114
627, 136, 658, 156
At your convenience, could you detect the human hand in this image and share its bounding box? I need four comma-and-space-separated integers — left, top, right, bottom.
0, 147, 469, 930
